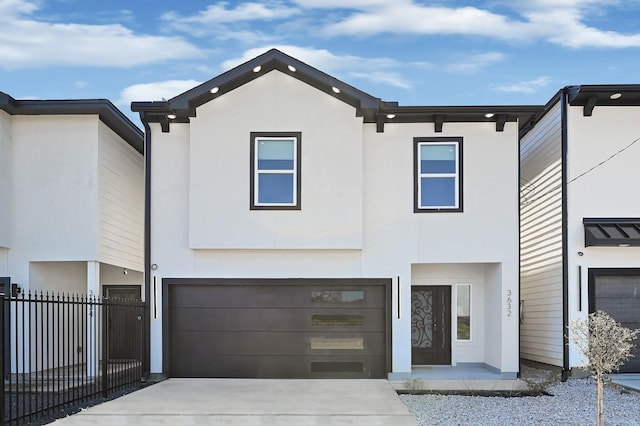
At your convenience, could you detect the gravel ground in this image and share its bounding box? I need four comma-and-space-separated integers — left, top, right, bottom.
400, 378, 640, 426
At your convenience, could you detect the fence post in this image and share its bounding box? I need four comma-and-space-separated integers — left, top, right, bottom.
101, 297, 108, 399
0, 292, 4, 426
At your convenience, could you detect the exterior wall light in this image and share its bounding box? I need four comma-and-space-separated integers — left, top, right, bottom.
287, 65, 296, 72
332, 86, 341, 94
210, 87, 219, 94
253, 65, 262, 73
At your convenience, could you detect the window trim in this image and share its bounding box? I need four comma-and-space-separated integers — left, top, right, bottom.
413, 137, 463, 213
250, 132, 302, 210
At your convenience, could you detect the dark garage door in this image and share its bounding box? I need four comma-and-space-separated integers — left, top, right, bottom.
164, 278, 391, 378
589, 269, 640, 373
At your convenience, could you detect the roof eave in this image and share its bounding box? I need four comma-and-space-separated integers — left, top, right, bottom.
1, 92, 143, 154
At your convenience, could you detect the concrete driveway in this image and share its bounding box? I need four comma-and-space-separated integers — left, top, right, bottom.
52, 379, 417, 425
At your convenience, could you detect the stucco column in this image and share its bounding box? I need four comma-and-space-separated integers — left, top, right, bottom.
86, 261, 100, 377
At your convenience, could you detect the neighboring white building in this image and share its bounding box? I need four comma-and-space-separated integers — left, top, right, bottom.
0, 92, 145, 300
133, 49, 541, 379
520, 85, 640, 378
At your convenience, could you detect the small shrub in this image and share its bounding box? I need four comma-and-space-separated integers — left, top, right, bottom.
402, 377, 424, 394
520, 369, 559, 395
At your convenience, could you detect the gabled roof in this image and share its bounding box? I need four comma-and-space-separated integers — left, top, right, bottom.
0, 92, 144, 154
584, 218, 640, 247
132, 49, 542, 134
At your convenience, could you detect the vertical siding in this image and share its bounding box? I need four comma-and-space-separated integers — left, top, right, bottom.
98, 122, 144, 270
520, 101, 564, 366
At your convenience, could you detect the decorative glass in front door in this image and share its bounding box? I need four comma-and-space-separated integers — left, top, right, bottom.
411, 286, 451, 365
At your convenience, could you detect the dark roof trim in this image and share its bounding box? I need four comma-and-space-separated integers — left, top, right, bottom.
519, 89, 563, 139
583, 218, 640, 247
566, 85, 640, 117
132, 48, 543, 134
0, 92, 143, 154
520, 84, 640, 139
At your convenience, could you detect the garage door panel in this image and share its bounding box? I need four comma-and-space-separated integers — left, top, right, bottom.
592, 271, 640, 373
170, 354, 386, 379
169, 307, 386, 332
165, 279, 390, 378
170, 331, 386, 355
595, 298, 640, 324
170, 284, 385, 308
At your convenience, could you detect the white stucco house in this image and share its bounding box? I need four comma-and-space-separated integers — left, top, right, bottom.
520, 85, 640, 378
132, 49, 542, 379
0, 92, 145, 301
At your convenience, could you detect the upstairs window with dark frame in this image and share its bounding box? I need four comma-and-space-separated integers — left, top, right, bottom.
414, 137, 463, 212
250, 132, 301, 210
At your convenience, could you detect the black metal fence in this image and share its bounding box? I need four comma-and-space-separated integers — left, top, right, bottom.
0, 292, 147, 425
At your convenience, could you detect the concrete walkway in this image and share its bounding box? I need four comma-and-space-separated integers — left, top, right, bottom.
52, 379, 417, 425
612, 373, 640, 392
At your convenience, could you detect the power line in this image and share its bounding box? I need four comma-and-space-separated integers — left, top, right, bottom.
521, 136, 640, 206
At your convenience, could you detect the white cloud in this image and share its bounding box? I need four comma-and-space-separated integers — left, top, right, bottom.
0, 0, 204, 69
350, 71, 412, 89
491, 76, 552, 94
74, 80, 89, 89
222, 45, 412, 89
163, 2, 300, 24
292, 0, 389, 7
321, 4, 533, 41
298, 0, 640, 49
117, 80, 202, 107
447, 52, 505, 73
161, 2, 300, 37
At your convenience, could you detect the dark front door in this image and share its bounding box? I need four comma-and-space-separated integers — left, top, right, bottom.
104, 286, 142, 360
411, 286, 451, 365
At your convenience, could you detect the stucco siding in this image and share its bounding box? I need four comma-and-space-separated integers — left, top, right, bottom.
0, 110, 11, 248
148, 70, 521, 375
189, 70, 363, 250
520, 101, 564, 366
362, 121, 519, 265
10, 115, 99, 266
98, 121, 144, 270
565, 105, 640, 367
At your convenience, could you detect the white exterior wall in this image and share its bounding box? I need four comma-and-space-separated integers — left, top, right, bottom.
8, 115, 99, 287
565, 105, 640, 368
0, 110, 12, 251
149, 70, 520, 375
362, 121, 519, 374
98, 121, 144, 271
189, 71, 363, 250
3, 114, 143, 293
520, 101, 564, 366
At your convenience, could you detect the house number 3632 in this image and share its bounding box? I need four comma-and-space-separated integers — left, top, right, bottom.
506, 289, 512, 317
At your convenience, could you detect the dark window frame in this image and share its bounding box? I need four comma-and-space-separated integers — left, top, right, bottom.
250, 131, 302, 210
413, 136, 463, 213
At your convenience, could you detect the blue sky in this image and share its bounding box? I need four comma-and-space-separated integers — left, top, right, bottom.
2, 0, 640, 127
